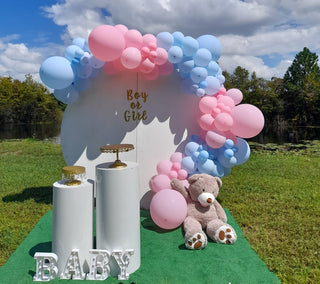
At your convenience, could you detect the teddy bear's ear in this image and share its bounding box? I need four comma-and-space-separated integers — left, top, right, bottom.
215, 177, 222, 188
188, 174, 200, 184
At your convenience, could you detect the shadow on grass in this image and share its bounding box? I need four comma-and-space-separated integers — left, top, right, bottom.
2, 187, 52, 204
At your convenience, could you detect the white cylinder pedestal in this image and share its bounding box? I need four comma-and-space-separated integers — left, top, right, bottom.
52, 180, 93, 274
96, 162, 140, 277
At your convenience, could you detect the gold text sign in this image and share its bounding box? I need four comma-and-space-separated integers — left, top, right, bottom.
124, 89, 148, 122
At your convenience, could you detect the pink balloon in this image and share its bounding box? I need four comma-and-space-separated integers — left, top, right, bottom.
158, 61, 173, 75
231, 104, 265, 138
149, 174, 171, 193
214, 112, 234, 131
124, 29, 143, 48
154, 48, 168, 65
121, 47, 142, 69
168, 171, 178, 179
217, 95, 235, 112
199, 96, 217, 114
170, 152, 184, 163
114, 24, 128, 35
216, 87, 227, 96
143, 65, 159, 80
113, 57, 126, 71
102, 62, 119, 75
88, 25, 125, 62
226, 88, 243, 105
177, 169, 188, 180
139, 58, 155, 74
142, 34, 157, 50
150, 189, 187, 230
157, 160, 172, 175
205, 129, 226, 148
198, 113, 215, 131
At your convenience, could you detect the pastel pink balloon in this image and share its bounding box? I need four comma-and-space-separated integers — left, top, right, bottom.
205, 129, 226, 148
170, 152, 184, 163
158, 61, 173, 75
88, 25, 125, 62
214, 112, 234, 131
121, 47, 142, 69
140, 58, 155, 74
217, 95, 235, 112
102, 62, 119, 75
231, 104, 265, 138
113, 57, 126, 71
114, 24, 128, 35
143, 34, 157, 50
198, 113, 215, 131
199, 96, 217, 114
143, 65, 159, 80
216, 87, 227, 96
177, 169, 188, 180
150, 189, 187, 230
149, 174, 171, 193
157, 160, 172, 175
168, 171, 178, 179
124, 29, 143, 48
226, 88, 243, 105
154, 48, 168, 65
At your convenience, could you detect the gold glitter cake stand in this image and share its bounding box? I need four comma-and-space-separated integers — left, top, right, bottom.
100, 144, 134, 168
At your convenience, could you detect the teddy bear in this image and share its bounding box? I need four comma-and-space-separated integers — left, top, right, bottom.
170, 173, 237, 250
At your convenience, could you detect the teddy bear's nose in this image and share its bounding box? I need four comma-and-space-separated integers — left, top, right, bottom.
207, 198, 212, 203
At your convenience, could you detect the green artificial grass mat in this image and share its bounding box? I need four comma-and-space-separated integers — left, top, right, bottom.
0, 209, 279, 284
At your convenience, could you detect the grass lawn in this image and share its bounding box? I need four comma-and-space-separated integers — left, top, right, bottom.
0, 139, 319, 283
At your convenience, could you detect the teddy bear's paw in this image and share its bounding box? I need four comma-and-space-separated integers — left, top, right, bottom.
185, 232, 207, 250
215, 225, 237, 244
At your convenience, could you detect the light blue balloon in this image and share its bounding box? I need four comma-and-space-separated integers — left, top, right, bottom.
234, 138, 251, 165
40, 56, 75, 90
172, 31, 184, 46
190, 67, 208, 84
54, 85, 79, 104
182, 36, 199, 56
65, 45, 84, 62
198, 159, 214, 174
225, 139, 234, 148
193, 48, 212, 67
197, 35, 221, 61
185, 141, 200, 157
72, 37, 86, 49
73, 62, 92, 79
156, 32, 174, 51
207, 61, 220, 76
181, 156, 197, 174
212, 161, 226, 178
205, 76, 221, 95
224, 149, 234, 158
195, 88, 205, 97
198, 150, 209, 162
199, 81, 207, 89
80, 53, 91, 66
178, 59, 194, 74
168, 46, 183, 64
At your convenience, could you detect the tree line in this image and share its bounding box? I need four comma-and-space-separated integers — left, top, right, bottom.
0, 74, 64, 125
0, 47, 319, 141
223, 47, 320, 142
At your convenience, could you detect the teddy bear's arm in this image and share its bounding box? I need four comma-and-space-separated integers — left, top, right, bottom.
213, 200, 227, 223
170, 178, 189, 200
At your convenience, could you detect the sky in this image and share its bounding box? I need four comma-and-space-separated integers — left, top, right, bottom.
1, 0, 320, 82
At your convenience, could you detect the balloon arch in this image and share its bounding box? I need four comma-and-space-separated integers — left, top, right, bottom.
40, 24, 264, 229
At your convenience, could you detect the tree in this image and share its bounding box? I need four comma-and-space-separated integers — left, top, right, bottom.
281, 47, 320, 128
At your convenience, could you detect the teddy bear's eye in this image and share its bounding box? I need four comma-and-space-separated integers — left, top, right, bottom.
202, 188, 205, 192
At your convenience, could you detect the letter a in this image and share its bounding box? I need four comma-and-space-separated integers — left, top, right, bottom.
60, 249, 85, 280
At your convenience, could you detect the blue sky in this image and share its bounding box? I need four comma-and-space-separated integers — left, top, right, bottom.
1, 0, 320, 81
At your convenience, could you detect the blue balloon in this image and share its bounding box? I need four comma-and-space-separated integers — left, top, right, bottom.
168, 46, 183, 64
73, 62, 92, 79
54, 86, 79, 104
234, 138, 250, 165
172, 31, 184, 46
190, 67, 208, 84
193, 48, 212, 67
224, 149, 234, 158
65, 45, 84, 63
178, 59, 194, 74
198, 159, 215, 174
181, 156, 196, 174
89, 56, 105, 69
195, 88, 205, 97
182, 36, 199, 56
156, 32, 174, 51
205, 76, 221, 95
72, 37, 86, 49
80, 53, 91, 66
40, 56, 75, 90
197, 35, 221, 61
207, 61, 220, 76
217, 74, 225, 84
185, 141, 200, 156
